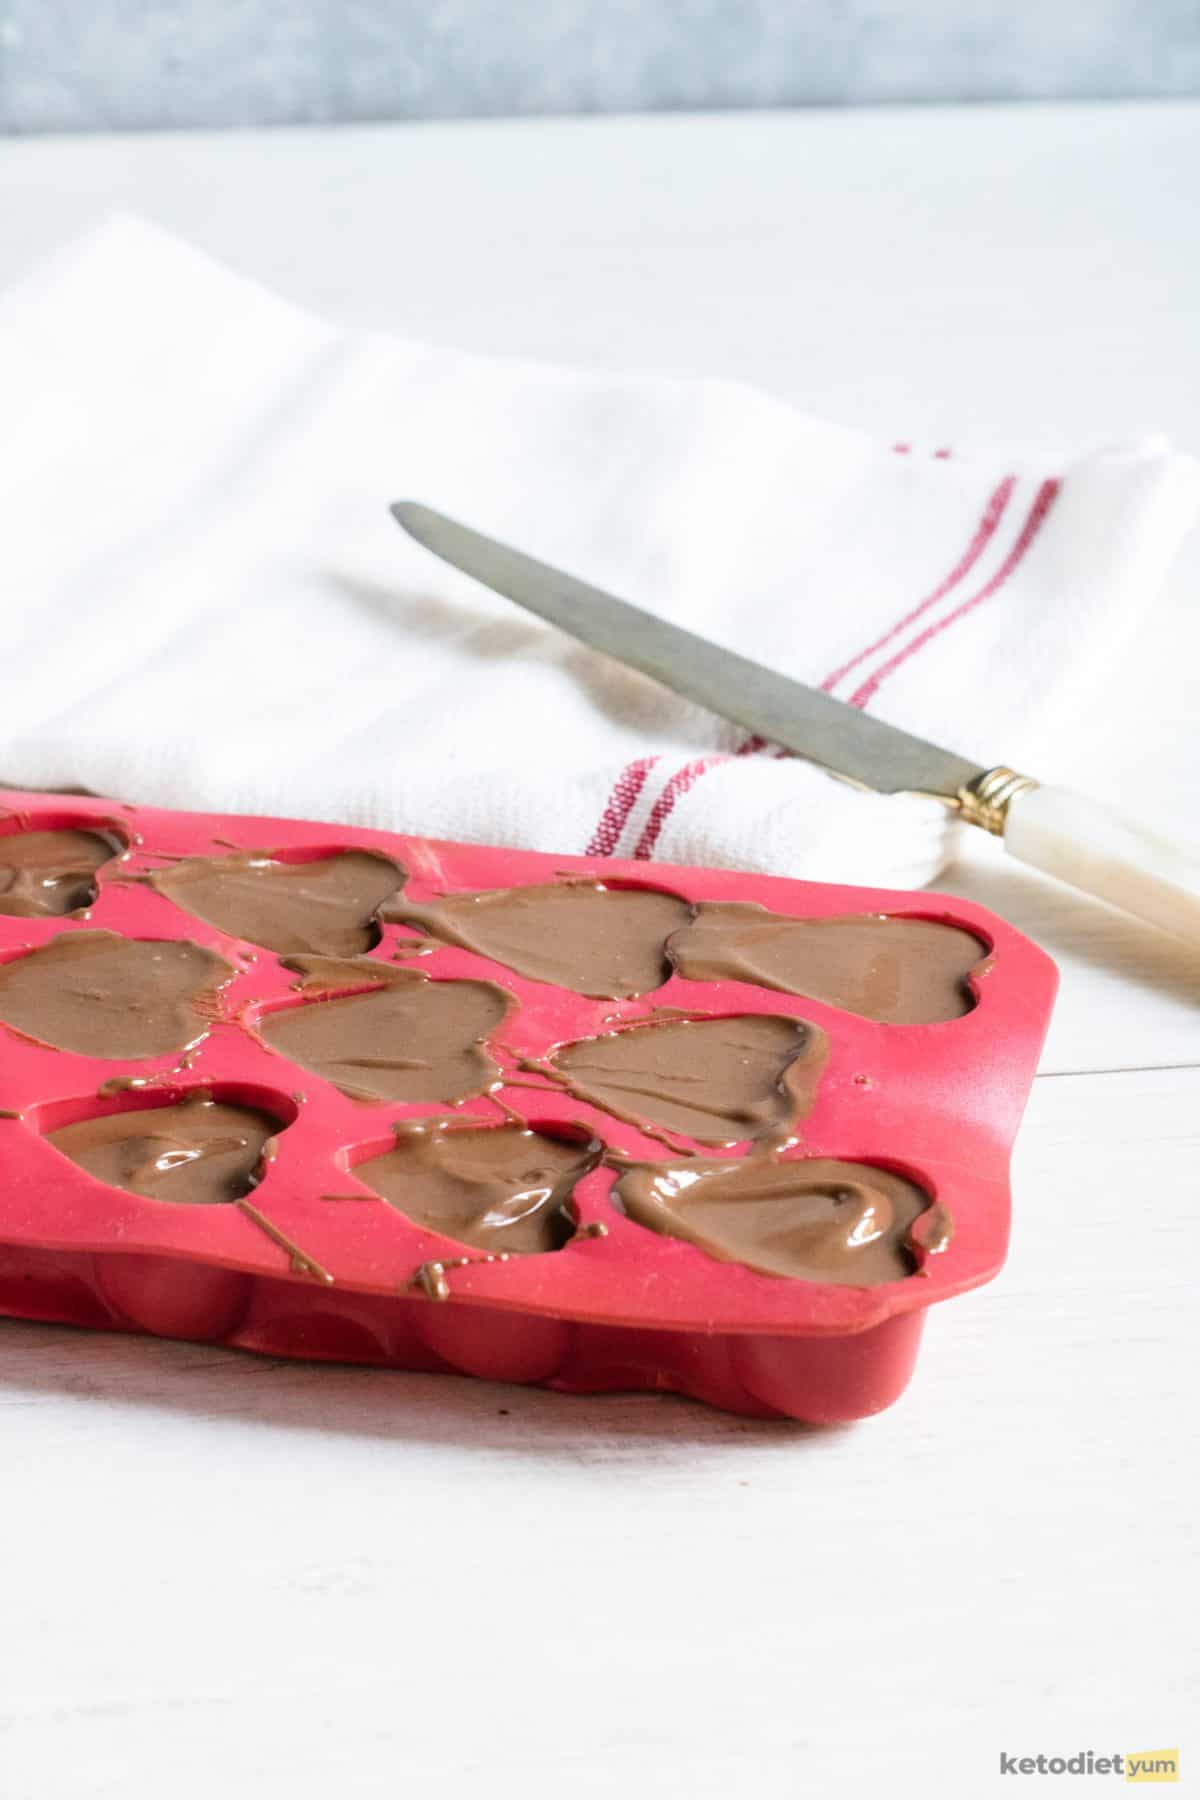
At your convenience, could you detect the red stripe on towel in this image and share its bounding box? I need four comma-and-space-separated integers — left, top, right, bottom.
585, 755, 660, 856
632, 756, 727, 860
584, 471, 1053, 860
819, 475, 1016, 695
848, 478, 1061, 708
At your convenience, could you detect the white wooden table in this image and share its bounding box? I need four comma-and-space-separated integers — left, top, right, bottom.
1, 103, 1197, 1798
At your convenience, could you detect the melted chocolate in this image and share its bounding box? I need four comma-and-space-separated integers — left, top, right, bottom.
356, 1121, 601, 1253
615, 1156, 930, 1284
549, 1013, 827, 1146
0, 827, 120, 917
258, 967, 513, 1103
387, 880, 691, 998
151, 850, 405, 955
669, 905, 985, 1023
0, 931, 233, 1058
47, 1094, 278, 1206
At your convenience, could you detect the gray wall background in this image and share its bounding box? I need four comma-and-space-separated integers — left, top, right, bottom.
2, 1, 1198, 133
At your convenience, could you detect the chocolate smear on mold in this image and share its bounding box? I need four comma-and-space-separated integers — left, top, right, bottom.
257, 967, 515, 1104
150, 849, 405, 955
614, 1156, 932, 1286
910, 1199, 955, 1261
357, 1120, 602, 1255
385, 879, 691, 999
281, 953, 401, 994
414, 1261, 454, 1302
235, 1197, 333, 1284
47, 1093, 279, 1208
97, 1074, 173, 1096
486, 1090, 530, 1129
0, 931, 234, 1058
0, 827, 122, 918
547, 1013, 828, 1147
668, 905, 987, 1024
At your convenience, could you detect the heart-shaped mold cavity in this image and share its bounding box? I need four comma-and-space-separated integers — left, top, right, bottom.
668, 905, 988, 1023
612, 1155, 934, 1286
547, 1012, 828, 1146
256, 966, 515, 1103
0, 823, 125, 918
150, 847, 405, 954
45, 1090, 288, 1207
0, 931, 234, 1058
354, 1119, 603, 1255
239, 1301, 398, 1365
385, 878, 692, 998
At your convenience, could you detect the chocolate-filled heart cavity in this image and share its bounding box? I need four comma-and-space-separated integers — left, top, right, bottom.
47, 1094, 281, 1206
355, 1120, 602, 1254
0, 827, 122, 918
669, 904, 987, 1023
257, 967, 515, 1104
386, 879, 692, 998
548, 1012, 828, 1147
0, 931, 234, 1058
614, 1155, 933, 1285
151, 849, 405, 955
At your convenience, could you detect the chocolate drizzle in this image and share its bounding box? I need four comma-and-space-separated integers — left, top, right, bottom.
257, 967, 515, 1103
151, 849, 405, 954
0, 827, 121, 917
0, 931, 233, 1058
668, 905, 987, 1023
235, 1196, 333, 1284
386, 879, 691, 998
47, 1094, 279, 1206
614, 1156, 933, 1285
548, 1013, 828, 1147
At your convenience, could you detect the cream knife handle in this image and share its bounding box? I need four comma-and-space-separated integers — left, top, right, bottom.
1001, 783, 1200, 945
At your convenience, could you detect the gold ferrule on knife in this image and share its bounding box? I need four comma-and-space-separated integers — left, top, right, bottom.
957, 766, 1040, 835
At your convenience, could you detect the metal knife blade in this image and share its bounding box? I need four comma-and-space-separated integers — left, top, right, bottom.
391, 501, 985, 804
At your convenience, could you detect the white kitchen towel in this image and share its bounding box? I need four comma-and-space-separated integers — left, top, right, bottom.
1, 213, 1197, 889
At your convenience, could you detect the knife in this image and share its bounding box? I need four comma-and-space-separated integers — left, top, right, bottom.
392, 501, 1200, 945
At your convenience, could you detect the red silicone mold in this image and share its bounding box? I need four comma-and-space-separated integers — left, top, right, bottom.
0, 788, 1057, 1423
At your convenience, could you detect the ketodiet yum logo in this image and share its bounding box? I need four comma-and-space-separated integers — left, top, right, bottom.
999, 1749, 1178, 1782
